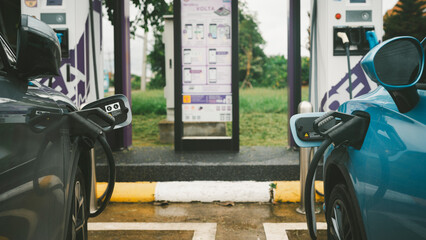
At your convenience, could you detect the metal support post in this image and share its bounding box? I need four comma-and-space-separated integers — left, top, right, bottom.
287, 0, 302, 149
109, 0, 132, 150
89, 148, 98, 214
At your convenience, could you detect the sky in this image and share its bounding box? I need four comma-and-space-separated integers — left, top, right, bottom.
102, 0, 399, 76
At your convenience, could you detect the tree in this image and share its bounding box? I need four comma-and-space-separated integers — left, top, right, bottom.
103, 1, 172, 90
383, 0, 426, 41
239, 2, 267, 88
147, 31, 167, 89
103, 0, 169, 35
262, 55, 287, 88
301, 57, 310, 86
144, 3, 173, 89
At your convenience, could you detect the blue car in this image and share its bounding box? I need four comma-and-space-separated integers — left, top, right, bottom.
291, 36, 426, 240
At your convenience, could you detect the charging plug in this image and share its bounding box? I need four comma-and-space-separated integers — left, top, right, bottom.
314, 111, 370, 149
337, 31, 353, 99
337, 32, 350, 46
68, 111, 104, 140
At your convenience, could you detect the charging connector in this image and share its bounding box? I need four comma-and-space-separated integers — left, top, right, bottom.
337, 32, 353, 99
337, 32, 349, 45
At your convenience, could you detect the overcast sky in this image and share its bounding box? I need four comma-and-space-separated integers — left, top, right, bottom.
102, 0, 399, 76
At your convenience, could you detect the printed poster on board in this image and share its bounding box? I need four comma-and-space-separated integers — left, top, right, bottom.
181, 0, 233, 122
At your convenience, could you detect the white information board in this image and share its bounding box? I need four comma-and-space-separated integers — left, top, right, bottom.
180, 0, 233, 122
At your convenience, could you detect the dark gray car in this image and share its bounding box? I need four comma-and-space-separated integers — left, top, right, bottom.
0, 15, 130, 240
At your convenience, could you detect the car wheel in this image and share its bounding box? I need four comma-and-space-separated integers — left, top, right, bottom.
67, 167, 88, 240
326, 184, 362, 240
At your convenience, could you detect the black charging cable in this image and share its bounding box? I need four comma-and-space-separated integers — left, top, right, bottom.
338, 32, 353, 99
89, 134, 115, 217
67, 110, 116, 218
304, 111, 370, 240
305, 138, 332, 240
29, 107, 117, 217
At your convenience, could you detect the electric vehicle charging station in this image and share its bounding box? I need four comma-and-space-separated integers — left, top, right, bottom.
163, 15, 175, 122
21, 0, 104, 107
310, 0, 383, 112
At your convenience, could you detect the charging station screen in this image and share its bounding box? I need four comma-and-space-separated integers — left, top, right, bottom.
181, 0, 233, 122
46, 0, 63, 6
350, 0, 366, 3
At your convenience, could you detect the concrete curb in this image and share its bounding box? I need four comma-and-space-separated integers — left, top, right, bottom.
97, 181, 324, 203
95, 146, 310, 182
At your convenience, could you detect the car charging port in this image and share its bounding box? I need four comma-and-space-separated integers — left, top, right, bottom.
305, 111, 370, 240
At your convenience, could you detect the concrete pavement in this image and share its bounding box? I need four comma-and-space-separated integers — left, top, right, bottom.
89, 202, 327, 240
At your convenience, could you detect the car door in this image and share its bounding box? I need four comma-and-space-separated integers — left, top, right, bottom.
358, 105, 426, 240
0, 35, 68, 240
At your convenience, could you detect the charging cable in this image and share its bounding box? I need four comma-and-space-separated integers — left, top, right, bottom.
90, 134, 115, 217
337, 32, 353, 99
29, 108, 116, 218
67, 110, 116, 218
304, 111, 370, 240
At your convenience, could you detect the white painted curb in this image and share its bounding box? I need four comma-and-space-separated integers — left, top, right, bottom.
155, 181, 271, 202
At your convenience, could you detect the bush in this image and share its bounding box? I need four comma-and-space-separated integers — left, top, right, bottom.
131, 75, 141, 90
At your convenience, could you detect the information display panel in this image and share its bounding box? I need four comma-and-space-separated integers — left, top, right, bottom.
180, 0, 233, 122
174, 0, 239, 151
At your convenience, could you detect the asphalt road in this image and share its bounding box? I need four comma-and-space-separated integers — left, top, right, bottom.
89, 202, 327, 240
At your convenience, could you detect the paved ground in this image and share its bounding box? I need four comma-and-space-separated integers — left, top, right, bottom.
89, 202, 327, 240
90, 146, 326, 239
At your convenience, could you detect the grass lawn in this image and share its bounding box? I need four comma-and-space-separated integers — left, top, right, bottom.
132, 114, 166, 146
130, 87, 309, 146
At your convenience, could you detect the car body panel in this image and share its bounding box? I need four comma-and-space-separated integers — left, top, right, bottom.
0, 75, 80, 239
324, 86, 426, 239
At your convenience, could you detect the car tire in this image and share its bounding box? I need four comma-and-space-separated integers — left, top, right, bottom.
67, 167, 88, 240
326, 184, 362, 240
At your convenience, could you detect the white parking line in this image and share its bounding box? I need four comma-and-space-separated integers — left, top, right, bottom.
263, 223, 327, 240
89, 222, 325, 240
88, 222, 217, 240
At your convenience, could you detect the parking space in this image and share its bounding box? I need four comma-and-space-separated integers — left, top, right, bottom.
89, 203, 327, 240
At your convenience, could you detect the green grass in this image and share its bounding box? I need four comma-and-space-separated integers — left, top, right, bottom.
130, 87, 309, 146
240, 112, 288, 146
239, 88, 287, 113
131, 114, 167, 146
132, 90, 166, 115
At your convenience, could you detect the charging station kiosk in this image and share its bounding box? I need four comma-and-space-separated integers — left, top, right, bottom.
21, 0, 104, 107
310, 0, 383, 112
174, 0, 239, 151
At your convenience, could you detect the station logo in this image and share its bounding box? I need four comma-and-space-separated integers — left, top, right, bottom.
25, 0, 37, 7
